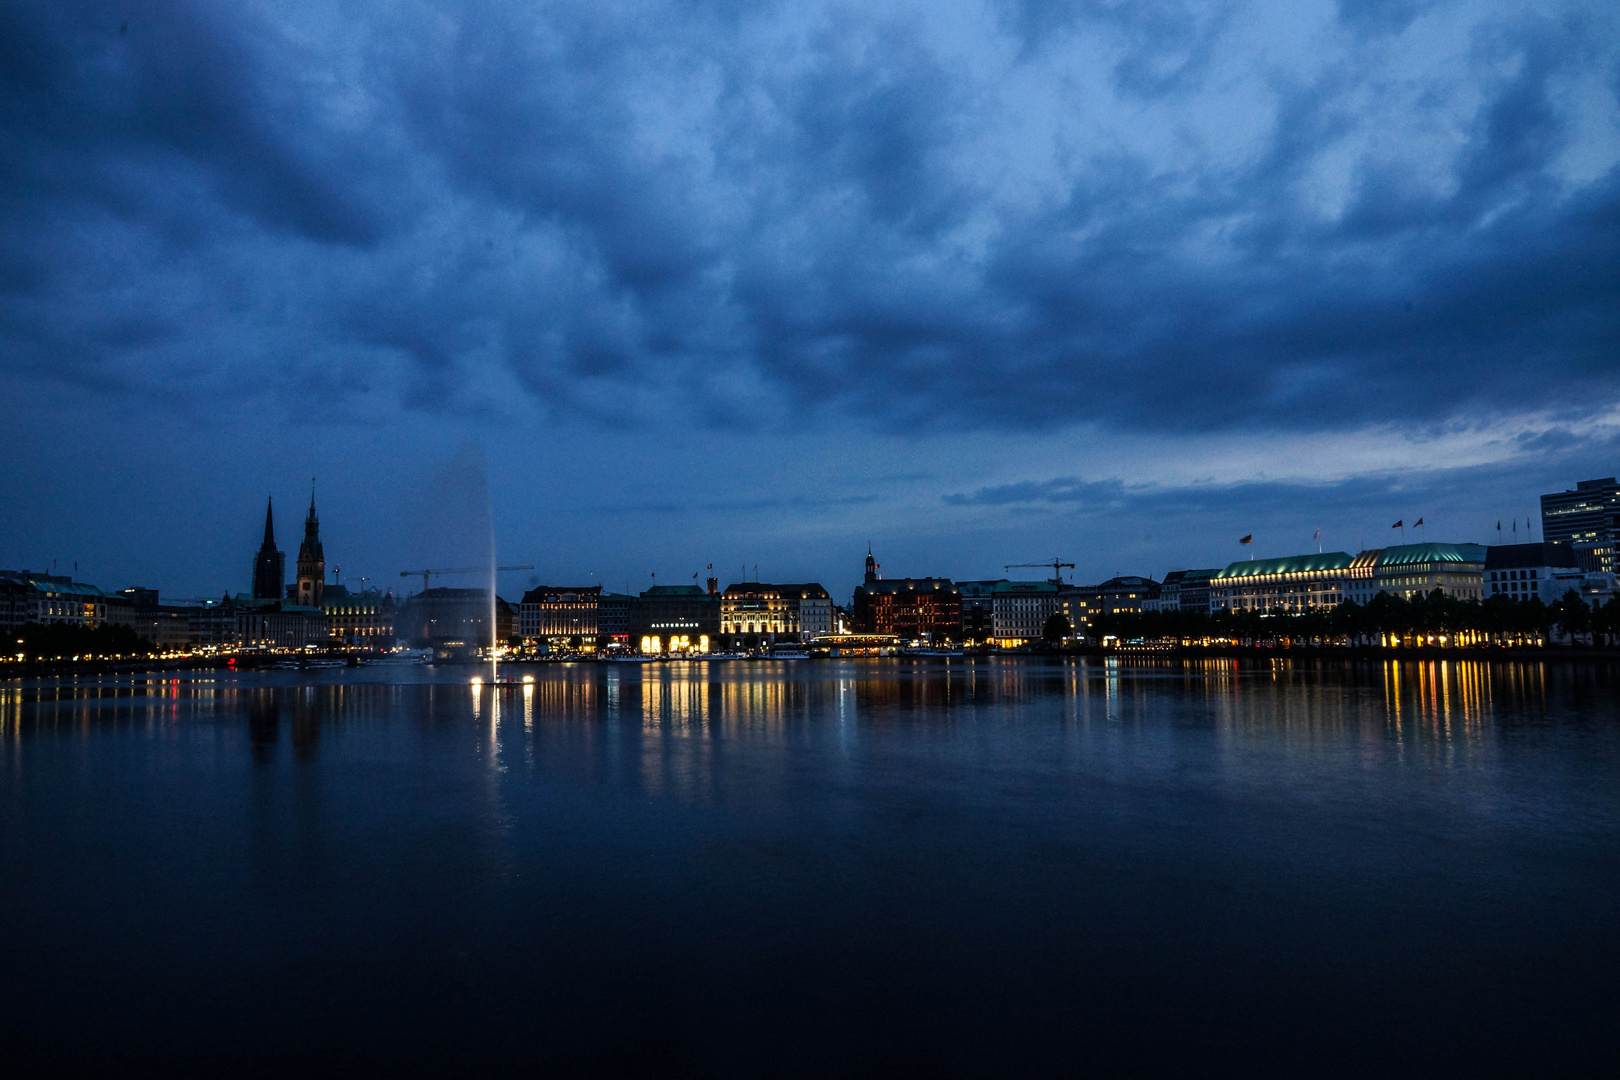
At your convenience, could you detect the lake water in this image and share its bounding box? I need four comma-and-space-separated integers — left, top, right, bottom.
2, 657, 1617, 1076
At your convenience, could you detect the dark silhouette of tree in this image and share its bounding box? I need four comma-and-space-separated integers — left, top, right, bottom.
1077, 589, 1608, 650
17, 621, 151, 661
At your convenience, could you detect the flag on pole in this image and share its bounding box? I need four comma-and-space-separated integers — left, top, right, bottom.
1313, 525, 1321, 540
1392, 520, 1403, 528
1414, 518, 1424, 527
1513, 519, 1517, 534
1239, 534, 1252, 544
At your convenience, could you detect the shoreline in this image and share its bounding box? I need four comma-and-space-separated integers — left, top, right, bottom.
7, 645, 1620, 678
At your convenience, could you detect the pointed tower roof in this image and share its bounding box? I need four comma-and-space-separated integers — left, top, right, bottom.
306, 478, 318, 524
262, 496, 276, 544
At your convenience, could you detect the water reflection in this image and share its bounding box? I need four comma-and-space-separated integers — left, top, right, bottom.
0, 659, 1616, 772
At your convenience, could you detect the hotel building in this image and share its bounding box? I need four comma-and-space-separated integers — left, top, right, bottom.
1210, 554, 1354, 613
323, 585, 397, 648
1347, 543, 1486, 603
1212, 543, 1486, 612
519, 585, 601, 643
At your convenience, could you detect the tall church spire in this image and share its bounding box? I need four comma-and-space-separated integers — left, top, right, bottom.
252, 496, 285, 600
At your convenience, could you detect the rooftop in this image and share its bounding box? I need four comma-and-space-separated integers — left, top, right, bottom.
521, 585, 603, 603
23, 578, 106, 598
856, 578, 958, 593
993, 580, 1057, 593
1214, 553, 1353, 579
641, 585, 708, 598
1375, 542, 1486, 567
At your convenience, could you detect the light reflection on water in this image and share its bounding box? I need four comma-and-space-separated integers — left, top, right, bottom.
0, 658, 1603, 759
1, 658, 1619, 1075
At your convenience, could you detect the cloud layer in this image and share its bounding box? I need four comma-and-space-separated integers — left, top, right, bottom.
3, 0, 1616, 437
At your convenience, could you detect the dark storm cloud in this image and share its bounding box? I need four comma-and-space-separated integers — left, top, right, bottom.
2, 0, 1617, 433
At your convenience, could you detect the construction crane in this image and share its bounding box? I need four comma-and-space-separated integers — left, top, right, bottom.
399, 565, 535, 593
1005, 559, 1076, 588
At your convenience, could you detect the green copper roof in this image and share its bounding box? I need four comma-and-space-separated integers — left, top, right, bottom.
27, 579, 106, 598
642, 585, 708, 597
1375, 542, 1486, 566
992, 580, 1057, 593
1214, 552, 1353, 579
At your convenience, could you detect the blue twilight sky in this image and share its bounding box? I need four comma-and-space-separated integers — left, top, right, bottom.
2, 0, 1618, 603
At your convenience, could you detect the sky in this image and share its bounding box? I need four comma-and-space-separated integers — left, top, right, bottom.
2, 0, 1618, 604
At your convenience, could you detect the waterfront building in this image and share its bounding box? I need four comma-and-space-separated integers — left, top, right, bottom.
597, 593, 632, 645
722, 582, 791, 643
102, 590, 135, 630
251, 497, 286, 600
237, 602, 329, 651
119, 587, 193, 650
1153, 569, 1219, 612
322, 585, 396, 648
1061, 576, 1160, 632
397, 588, 514, 651
849, 548, 960, 642
788, 584, 835, 640
1484, 543, 1614, 606
519, 585, 601, 644
293, 491, 325, 609
1211, 555, 1354, 613
957, 580, 1006, 642
1211, 544, 1485, 611
1349, 543, 1486, 603
0, 574, 31, 635
720, 582, 833, 645
0, 571, 110, 629
189, 596, 240, 648
1540, 477, 1619, 572
630, 584, 720, 654
991, 581, 1059, 646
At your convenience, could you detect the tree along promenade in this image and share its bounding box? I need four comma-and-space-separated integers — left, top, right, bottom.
1087, 589, 1620, 650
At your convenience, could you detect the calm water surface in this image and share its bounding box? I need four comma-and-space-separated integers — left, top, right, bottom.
2, 657, 1617, 1076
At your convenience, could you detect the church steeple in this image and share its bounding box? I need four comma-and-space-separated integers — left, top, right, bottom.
864, 544, 879, 585
251, 496, 285, 600
295, 479, 325, 608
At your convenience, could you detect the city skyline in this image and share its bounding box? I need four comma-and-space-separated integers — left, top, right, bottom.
0, 466, 1591, 609
4, 2, 1618, 605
